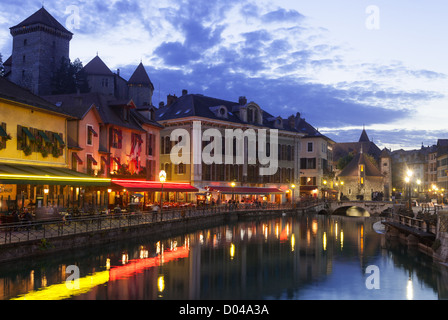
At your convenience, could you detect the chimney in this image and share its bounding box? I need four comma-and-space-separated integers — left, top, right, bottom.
166, 94, 178, 107
117, 69, 120, 76
239, 96, 247, 105
159, 101, 165, 108
182, 89, 188, 96
288, 115, 295, 129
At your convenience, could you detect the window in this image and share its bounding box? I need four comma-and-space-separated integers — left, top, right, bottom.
247, 108, 254, 123
24, 39, 27, 46
102, 78, 109, 87
360, 164, 364, 172
176, 163, 185, 174
110, 128, 122, 149
87, 125, 96, 145
147, 133, 154, 156
300, 158, 316, 169
307, 142, 313, 152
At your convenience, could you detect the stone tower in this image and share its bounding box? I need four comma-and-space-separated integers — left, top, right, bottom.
380, 148, 392, 201
127, 62, 154, 107
9, 7, 73, 96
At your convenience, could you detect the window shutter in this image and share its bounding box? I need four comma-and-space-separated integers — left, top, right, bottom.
109, 127, 113, 147
118, 130, 123, 149
17, 125, 22, 150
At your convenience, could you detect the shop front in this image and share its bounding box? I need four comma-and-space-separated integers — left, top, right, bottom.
0, 163, 111, 219
110, 179, 199, 211
205, 186, 284, 205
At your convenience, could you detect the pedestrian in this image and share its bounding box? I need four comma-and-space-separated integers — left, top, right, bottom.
152, 204, 159, 222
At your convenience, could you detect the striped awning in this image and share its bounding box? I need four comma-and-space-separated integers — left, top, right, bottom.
0, 163, 110, 186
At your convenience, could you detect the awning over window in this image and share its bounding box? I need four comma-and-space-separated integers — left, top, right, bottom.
0, 163, 111, 186
205, 186, 283, 194
22, 127, 35, 141
88, 126, 98, 137
54, 133, 65, 146
300, 186, 318, 191
38, 130, 51, 143
112, 179, 199, 192
87, 154, 98, 165
0, 126, 8, 138
72, 152, 83, 164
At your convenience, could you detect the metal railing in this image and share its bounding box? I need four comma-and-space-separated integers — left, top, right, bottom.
0, 202, 319, 245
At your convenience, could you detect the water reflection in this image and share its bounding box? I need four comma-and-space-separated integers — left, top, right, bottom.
1, 214, 447, 300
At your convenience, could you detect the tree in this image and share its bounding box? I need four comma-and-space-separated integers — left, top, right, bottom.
51, 57, 90, 94
0, 53, 5, 77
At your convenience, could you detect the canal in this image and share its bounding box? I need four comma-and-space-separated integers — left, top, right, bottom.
1, 212, 448, 300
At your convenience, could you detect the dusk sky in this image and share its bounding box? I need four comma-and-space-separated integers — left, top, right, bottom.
1, 1, 448, 151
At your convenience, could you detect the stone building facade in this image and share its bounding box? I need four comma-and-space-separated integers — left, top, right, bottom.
7, 7, 73, 96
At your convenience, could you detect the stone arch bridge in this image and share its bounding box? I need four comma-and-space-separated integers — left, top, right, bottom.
318, 201, 396, 216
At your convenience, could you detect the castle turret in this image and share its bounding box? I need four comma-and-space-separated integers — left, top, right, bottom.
127, 62, 154, 107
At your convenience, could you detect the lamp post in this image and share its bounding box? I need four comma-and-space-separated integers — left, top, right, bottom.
291, 184, 296, 208
159, 170, 166, 221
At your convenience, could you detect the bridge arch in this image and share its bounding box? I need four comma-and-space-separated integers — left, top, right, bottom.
332, 206, 370, 217
328, 201, 394, 216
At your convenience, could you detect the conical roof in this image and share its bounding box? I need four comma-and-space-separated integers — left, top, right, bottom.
338, 152, 383, 177
128, 63, 153, 88
10, 7, 72, 36
83, 56, 114, 76
359, 128, 370, 142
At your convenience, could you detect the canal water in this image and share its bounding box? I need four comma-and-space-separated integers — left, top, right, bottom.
1, 212, 448, 300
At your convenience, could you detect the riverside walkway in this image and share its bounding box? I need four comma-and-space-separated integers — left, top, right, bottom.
0, 201, 322, 246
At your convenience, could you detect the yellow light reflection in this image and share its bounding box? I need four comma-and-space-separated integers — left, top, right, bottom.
158, 275, 165, 293
312, 220, 318, 235
340, 230, 344, 250
230, 243, 235, 260
11, 270, 110, 300
323, 232, 327, 251
291, 234, 295, 252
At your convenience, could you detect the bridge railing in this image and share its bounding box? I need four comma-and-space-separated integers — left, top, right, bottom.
390, 213, 436, 234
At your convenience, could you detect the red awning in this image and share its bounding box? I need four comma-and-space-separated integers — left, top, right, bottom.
88, 126, 98, 137
87, 154, 98, 165
112, 179, 199, 192
72, 152, 83, 164
206, 186, 283, 194
300, 186, 318, 191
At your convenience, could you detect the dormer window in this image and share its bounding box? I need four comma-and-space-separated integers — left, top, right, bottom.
209, 106, 228, 119
247, 108, 254, 123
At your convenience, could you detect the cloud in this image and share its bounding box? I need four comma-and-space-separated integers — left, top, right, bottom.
261, 8, 305, 23
154, 41, 200, 66
2, 0, 448, 150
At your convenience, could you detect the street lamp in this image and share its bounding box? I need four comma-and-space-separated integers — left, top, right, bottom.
231, 181, 236, 200
291, 184, 296, 207
159, 170, 166, 221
